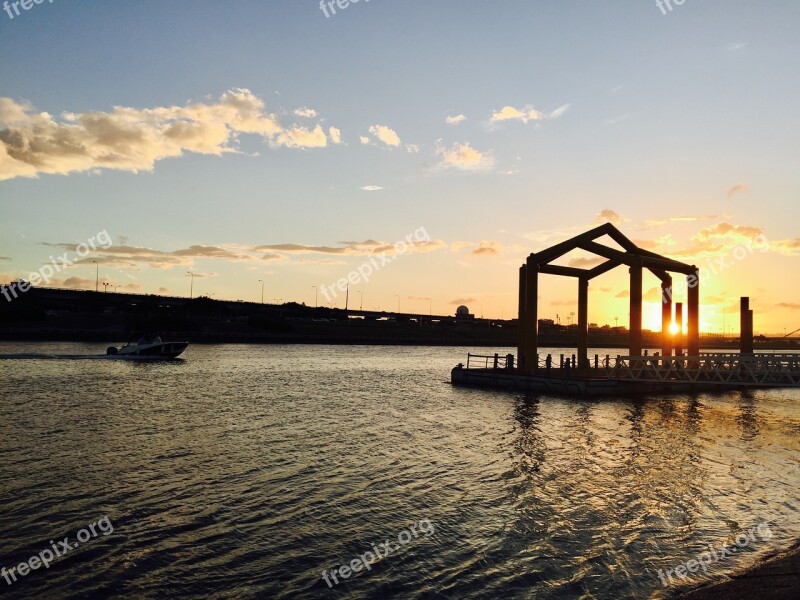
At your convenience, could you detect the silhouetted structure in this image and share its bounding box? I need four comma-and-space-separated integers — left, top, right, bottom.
517, 223, 700, 373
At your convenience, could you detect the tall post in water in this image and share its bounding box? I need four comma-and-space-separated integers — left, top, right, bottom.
517, 264, 527, 370
524, 254, 539, 374
740, 297, 754, 354
577, 278, 589, 368
661, 276, 673, 364
687, 267, 700, 357
675, 302, 683, 356
629, 257, 643, 356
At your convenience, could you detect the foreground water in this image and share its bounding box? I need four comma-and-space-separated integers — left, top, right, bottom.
0, 343, 798, 599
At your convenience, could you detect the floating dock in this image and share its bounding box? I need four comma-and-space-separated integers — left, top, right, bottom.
451, 222, 800, 397
452, 352, 800, 397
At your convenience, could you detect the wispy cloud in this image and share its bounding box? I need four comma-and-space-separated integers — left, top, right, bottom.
360, 185, 383, 191
471, 241, 500, 256
727, 182, 749, 197
446, 114, 466, 125
0, 89, 336, 181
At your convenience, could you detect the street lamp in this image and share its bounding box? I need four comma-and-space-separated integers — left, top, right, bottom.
258, 279, 264, 304
187, 271, 194, 299
312, 285, 317, 308
92, 260, 98, 293
102, 282, 111, 293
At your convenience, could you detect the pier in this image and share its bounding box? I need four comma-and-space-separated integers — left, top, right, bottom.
452, 224, 800, 396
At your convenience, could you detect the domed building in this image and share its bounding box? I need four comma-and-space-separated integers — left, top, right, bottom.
455, 305, 474, 319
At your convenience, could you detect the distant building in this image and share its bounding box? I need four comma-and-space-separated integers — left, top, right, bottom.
455, 305, 474, 319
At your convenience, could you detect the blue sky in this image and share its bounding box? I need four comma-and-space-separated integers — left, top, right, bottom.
1, 1, 799, 332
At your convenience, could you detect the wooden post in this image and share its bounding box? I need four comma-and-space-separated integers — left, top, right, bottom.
661, 277, 672, 365
629, 257, 643, 356
524, 255, 539, 373
687, 267, 700, 357
578, 278, 589, 368
517, 264, 527, 370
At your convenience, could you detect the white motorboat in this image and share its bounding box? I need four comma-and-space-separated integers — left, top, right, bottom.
106, 336, 188, 359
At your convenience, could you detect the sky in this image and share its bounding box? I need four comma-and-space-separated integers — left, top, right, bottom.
1, 0, 799, 334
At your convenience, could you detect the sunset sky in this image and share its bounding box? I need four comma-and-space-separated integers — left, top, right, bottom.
1, 1, 798, 334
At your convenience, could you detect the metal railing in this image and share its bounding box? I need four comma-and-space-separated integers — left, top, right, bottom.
466, 353, 515, 370
604, 353, 800, 386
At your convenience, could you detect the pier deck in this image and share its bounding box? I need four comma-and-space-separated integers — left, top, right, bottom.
451, 352, 800, 397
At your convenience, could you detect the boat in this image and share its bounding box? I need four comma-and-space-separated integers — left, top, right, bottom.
106, 336, 188, 359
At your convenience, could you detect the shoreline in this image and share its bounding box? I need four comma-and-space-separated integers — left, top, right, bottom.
680, 542, 800, 599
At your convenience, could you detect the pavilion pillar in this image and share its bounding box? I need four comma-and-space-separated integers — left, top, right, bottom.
524, 255, 539, 373
661, 276, 672, 364
517, 264, 527, 370
740, 297, 753, 354
629, 258, 643, 356
674, 303, 683, 356
687, 268, 700, 357
577, 278, 589, 368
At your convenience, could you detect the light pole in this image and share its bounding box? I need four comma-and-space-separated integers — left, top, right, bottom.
102, 282, 110, 293
312, 286, 317, 308
187, 271, 194, 299
258, 279, 264, 304
358, 290, 363, 310
92, 260, 98, 293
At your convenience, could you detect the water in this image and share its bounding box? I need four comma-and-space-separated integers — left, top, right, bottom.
1, 342, 798, 599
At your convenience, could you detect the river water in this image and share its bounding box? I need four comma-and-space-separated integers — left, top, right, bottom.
1, 342, 798, 599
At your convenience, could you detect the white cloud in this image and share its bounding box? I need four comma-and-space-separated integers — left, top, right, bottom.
329, 126, 342, 144
435, 140, 494, 171
360, 185, 383, 191
446, 114, 466, 125
0, 89, 335, 181
405, 144, 420, 153
359, 136, 370, 145
367, 124, 401, 147
293, 107, 318, 118
490, 105, 543, 124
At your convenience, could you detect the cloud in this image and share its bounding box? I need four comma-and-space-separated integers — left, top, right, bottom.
0, 256, 10, 261
596, 209, 625, 227
567, 256, 604, 268
367, 124, 401, 147
446, 114, 466, 125
254, 238, 446, 257
770, 239, 800, 256
490, 105, 543, 124
490, 103, 569, 124
329, 127, 342, 144
360, 185, 384, 191
435, 140, 494, 171
0, 89, 336, 181
669, 222, 766, 259
471, 241, 500, 256
449, 298, 476, 305
727, 182, 749, 197
549, 104, 570, 119
615, 290, 630, 298
726, 42, 746, 51
776, 302, 800, 310
405, 144, 419, 153
645, 214, 728, 227
41, 241, 253, 270
293, 107, 318, 118
359, 136, 370, 145
550, 299, 578, 306
158, 286, 170, 294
